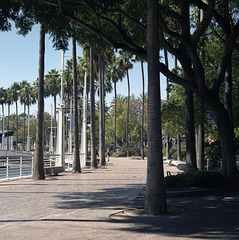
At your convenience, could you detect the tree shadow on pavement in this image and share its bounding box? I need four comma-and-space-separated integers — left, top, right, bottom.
53, 188, 239, 239
108, 192, 239, 239
52, 183, 145, 210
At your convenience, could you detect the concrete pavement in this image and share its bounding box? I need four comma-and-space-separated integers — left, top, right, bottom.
0, 157, 239, 240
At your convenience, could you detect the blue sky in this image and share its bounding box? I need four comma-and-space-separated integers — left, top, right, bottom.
0, 23, 168, 116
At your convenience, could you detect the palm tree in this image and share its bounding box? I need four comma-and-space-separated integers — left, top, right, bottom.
19, 80, 31, 150
173, 57, 182, 162
137, 92, 147, 159
98, 49, 114, 166
0, 87, 7, 150
32, 79, 39, 99
9, 82, 21, 150
133, 55, 146, 160
6, 87, 13, 150
109, 94, 127, 146
80, 45, 98, 167
140, 59, 146, 160
105, 55, 125, 151
19, 81, 36, 151
63, 59, 75, 153
181, 2, 197, 172
27, 88, 36, 152
45, 69, 61, 152
33, 23, 45, 180
72, 38, 81, 173
63, 59, 74, 106
98, 54, 105, 166
89, 47, 97, 169
144, 0, 167, 214
77, 55, 89, 166
119, 51, 133, 156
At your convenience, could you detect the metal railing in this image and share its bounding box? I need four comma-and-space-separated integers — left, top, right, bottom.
43, 153, 73, 170
65, 153, 73, 170
0, 155, 34, 180
0, 153, 73, 180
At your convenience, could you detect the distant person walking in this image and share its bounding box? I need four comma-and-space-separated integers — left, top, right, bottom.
106, 148, 110, 161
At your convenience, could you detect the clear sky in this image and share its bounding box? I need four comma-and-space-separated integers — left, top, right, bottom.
0, 23, 168, 116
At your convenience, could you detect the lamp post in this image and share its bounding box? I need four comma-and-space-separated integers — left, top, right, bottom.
67, 98, 73, 154
80, 68, 88, 166
1, 107, 4, 150
49, 104, 53, 153
27, 103, 30, 152
56, 50, 65, 170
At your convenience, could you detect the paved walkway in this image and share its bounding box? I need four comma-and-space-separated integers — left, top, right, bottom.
0, 157, 239, 240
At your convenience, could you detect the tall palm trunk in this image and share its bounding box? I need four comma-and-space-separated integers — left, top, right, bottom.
27, 103, 30, 151
223, 0, 233, 128
2, 104, 4, 150
177, 135, 182, 161
99, 55, 106, 166
7, 103, 10, 150
181, 2, 197, 171
196, 7, 205, 170
53, 94, 57, 152
185, 87, 197, 171
140, 60, 145, 160
114, 81, 117, 152
15, 100, 18, 151
164, 49, 171, 160
144, 0, 167, 215
197, 119, 204, 170
224, 41, 233, 127
211, 0, 237, 177
23, 103, 26, 151
222, 45, 234, 175
102, 62, 105, 160
90, 47, 97, 168
203, 74, 238, 177
33, 23, 45, 180
212, 99, 238, 176
174, 57, 182, 161
126, 69, 130, 157
72, 38, 81, 173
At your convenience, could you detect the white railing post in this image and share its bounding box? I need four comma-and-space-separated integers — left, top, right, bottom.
32, 156, 34, 175
0, 155, 36, 180
6, 157, 9, 179
20, 157, 22, 177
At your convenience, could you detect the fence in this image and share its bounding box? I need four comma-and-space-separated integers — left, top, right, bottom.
0, 155, 33, 180
0, 153, 73, 180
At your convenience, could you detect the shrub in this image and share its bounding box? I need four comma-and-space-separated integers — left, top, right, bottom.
112, 151, 126, 157
170, 146, 177, 159
128, 148, 136, 156
143, 147, 147, 157
204, 140, 222, 169
170, 142, 186, 161
165, 170, 226, 189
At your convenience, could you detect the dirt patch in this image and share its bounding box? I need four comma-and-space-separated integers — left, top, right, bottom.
109, 206, 186, 220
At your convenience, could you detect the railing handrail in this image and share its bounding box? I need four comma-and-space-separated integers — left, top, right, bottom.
0, 153, 73, 180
